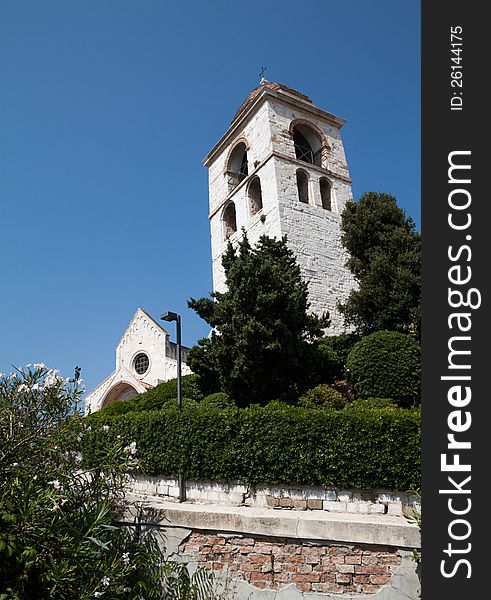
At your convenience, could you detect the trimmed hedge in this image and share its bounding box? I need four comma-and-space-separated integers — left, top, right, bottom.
83, 405, 420, 491
346, 331, 421, 404
99, 375, 204, 415
345, 398, 398, 410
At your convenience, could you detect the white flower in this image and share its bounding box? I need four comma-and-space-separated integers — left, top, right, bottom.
34, 363, 46, 369
74, 452, 83, 464
101, 576, 110, 586
102, 425, 109, 433
44, 370, 61, 388
94, 593, 103, 598
49, 479, 61, 489
124, 442, 137, 455
122, 552, 130, 566
31, 382, 41, 391
17, 384, 29, 393
12, 462, 19, 467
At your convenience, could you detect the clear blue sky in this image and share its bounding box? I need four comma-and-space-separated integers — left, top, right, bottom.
0, 0, 420, 394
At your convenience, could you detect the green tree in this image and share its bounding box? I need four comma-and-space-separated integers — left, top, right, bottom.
0, 366, 216, 599
188, 234, 328, 406
339, 192, 421, 336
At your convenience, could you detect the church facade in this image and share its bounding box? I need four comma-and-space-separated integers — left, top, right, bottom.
84, 308, 191, 413
204, 81, 356, 333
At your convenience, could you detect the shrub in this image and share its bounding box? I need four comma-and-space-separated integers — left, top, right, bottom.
265, 399, 291, 410
345, 397, 399, 410
200, 392, 234, 409
98, 397, 138, 415
313, 333, 360, 383
83, 404, 420, 491
0, 366, 217, 599
346, 331, 420, 405
136, 374, 204, 405
98, 374, 204, 415
298, 384, 346, 410
162, 397, 198, 410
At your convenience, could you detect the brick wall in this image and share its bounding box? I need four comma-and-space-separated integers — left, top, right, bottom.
180, 532, 401, 595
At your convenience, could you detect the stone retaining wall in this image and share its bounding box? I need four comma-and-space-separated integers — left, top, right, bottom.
120, 495, 421, 600
126, 476, 419, 517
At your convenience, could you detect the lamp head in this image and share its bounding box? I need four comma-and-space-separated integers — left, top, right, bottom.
161, 311, 178, 322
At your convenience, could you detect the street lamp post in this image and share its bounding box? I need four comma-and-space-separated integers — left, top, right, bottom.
160, 310, 185, 502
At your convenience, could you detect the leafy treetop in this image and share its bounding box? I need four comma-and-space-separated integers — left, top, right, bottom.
188, 233, 329, 406
339, 192, 421, 337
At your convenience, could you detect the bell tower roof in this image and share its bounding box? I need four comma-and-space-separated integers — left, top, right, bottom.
204, 81, 345, 167
231, 81, 314, 124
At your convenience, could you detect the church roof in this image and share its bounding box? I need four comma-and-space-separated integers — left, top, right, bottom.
116, 307, 170, 349
231, 81, 314, 124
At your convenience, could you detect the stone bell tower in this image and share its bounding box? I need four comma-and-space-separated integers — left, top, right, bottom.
203, 81, 356, 333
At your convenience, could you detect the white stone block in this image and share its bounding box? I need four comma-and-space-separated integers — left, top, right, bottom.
168, 486, 179, 498
323, 501, 347, 513
387, 504, 403, 516
337, 491, 353, 502
156, 485, 169, 497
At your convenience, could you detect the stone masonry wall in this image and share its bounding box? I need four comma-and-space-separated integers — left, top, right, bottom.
126, 476, 419, 518
121, 493, 421, 599
206, 88, 357, 334
180, 532, 402, 595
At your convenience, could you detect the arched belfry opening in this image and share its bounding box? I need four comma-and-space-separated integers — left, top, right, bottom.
319, 178, 332, 211
248, 176, 263, 215
227, 142, 248, 193
223, 202, 237, 239
292, 123, 323, 167
296, 170, 310, 204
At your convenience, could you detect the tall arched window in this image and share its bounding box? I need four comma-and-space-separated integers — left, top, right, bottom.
296, 170, 309, 204
319, 178, 332, 211
227, 142, 248, 193
223, 202, 237, 239
292, 124, 322, 167
248, 176, 263, 215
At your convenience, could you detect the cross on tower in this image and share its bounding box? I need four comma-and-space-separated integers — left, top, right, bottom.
259, 66, 267, 83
